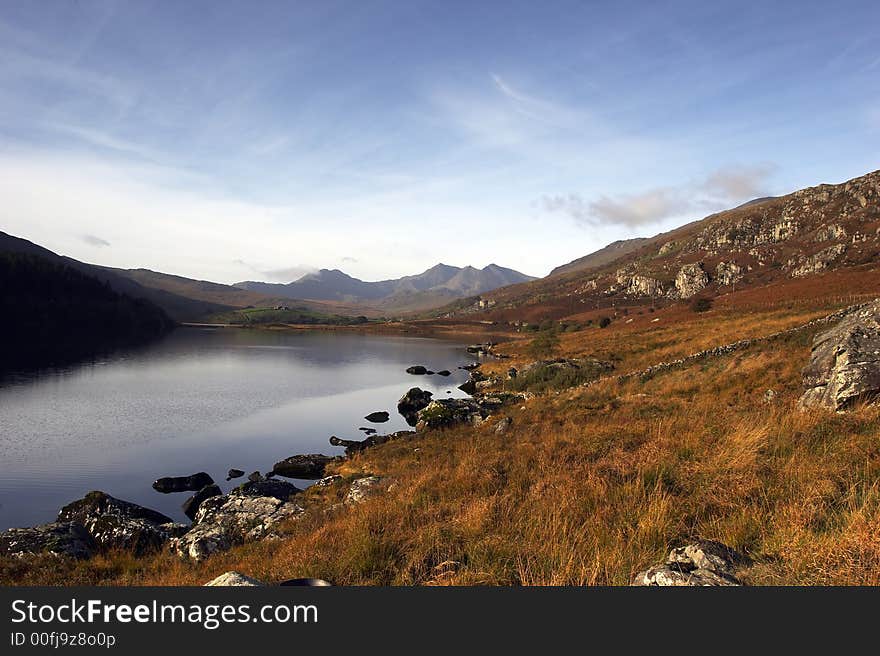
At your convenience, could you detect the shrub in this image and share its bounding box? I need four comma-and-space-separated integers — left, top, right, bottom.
599, 317, 612, 329
691, 297, 713, 313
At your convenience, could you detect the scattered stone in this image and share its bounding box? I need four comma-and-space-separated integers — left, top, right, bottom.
632, 539, 748, 586
152, 472, 214, 494
406, 365, 428, 375
799, 300, 880, 411
271, 454, 338, 480
57, 491, 176, 554
204, 571, 265, 586
0, 522, 95, 559
344, 476, 383, 505
364, 411, 390, 423
226, 469, 245, 481
182, 485, 223, 522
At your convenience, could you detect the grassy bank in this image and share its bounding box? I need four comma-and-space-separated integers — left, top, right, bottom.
4, 298, 880, 585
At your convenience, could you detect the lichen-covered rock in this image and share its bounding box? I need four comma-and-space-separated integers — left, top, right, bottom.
673, 262, 709, 299
0, 522, 95, 559
204, 571, 265, 586
57, 491, 176, 554
271, 454, 338, 480
416, 398, 485, 430
789, 243, 846, 278
799, 300, 880, 411
344, 476, 383, 505
632, 539, 747, 586
715, 261, 744, 287
172, 494, 304, 561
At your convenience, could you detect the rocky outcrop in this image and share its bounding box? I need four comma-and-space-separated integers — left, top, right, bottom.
789, 243, 846, 278
415, 393, 526, 430
799, 300, 880, 411
715, 261, 744, 287
271, 454, 338, 480
632, 540, 747, 586
204, 571, 265, 586
398, 387, 433, 425
673, 262, 709, 299
0, 522, 96, 559
58, 491, 182, 554
152, 472, 214, 494
626, 275, 664, 297
172, 491, 305, 561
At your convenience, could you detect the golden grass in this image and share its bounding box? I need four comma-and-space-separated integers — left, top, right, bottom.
4, 299, 880, 586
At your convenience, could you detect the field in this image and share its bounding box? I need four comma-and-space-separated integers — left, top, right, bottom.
5, 285, 880, 586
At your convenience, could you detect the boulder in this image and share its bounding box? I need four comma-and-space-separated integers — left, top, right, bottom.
182, 484, 223, 521
364, 411, 390, 423
152, 472, 214, 494
416, 398, 486, 430
233, 479, 301, 501
204, 571, 265, 586
330, 430, 414, 455
226, 469, 245, 481
344, 476, 383, 505
247, 471, 265, 483
673, 262, 709, 299
406, 365, 428, 375
397, 387, 434, 425
632, 539, 748, 586
436, 370, 451, 377
799, 301, 880, 411
171, 494, 304, 561
57, 491, 176, 554
0, 522, 95, 559
271, 454, 338, 480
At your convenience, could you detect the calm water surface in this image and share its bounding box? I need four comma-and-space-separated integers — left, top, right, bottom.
0, 327, 477, 528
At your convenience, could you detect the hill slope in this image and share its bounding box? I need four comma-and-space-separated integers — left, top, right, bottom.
451, 169, 880, 322
549, 238, 650, 277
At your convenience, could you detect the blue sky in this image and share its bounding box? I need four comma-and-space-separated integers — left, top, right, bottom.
1, 0, 878, 283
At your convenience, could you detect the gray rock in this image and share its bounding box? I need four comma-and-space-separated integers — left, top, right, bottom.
799, 300, 880, 411
204, 571, 265, 586
673, 262, 709, 299
172, 494, 304, 561
0, 522, 96, 559
344, 476, 383, 505
57, 491, 176, 554
632, 539, 748, 586
152, 472, 214, 494
271, 454, 338, 480
182, 485, 223, 521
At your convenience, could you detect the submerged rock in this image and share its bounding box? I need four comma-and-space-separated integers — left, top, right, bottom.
0, 522, 95, 559
58, 490, 177, 555
799, 300, 880, 411
271, 454, 338, 480
152, 472, 214, 494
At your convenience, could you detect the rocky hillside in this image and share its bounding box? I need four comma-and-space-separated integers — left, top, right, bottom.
549, 237, 650, 277
456, 169, 880, 321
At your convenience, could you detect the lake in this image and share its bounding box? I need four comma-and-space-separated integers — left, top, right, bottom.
0, 327, 477, 529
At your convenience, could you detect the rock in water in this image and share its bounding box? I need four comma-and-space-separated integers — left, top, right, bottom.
227, 469, 245, 481
799, 301, 880, 411
632, 539, 748, 586
58, 490, 178, 555
0, 522, 95, 559
436, 370, 451, 377
364, 411, 390, 423
406, 365, 428, 375
152, 472, 214, 493
182, 484, 223, 521
204, 571, 265, 586
233, 479, 301, 501
397, 387, 434, 426
271, 454, 337, 479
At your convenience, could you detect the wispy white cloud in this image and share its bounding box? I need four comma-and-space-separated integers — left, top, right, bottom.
81, 234, 110, 247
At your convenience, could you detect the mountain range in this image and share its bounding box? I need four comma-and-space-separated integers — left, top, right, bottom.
234, 263, 535, 309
